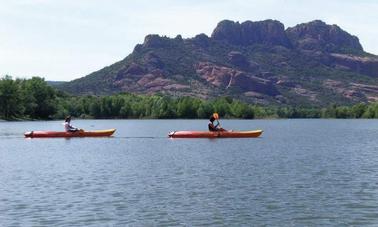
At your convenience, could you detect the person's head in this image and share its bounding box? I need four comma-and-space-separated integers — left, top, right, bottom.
209, 116, 215, 122
65, 116, 71, 122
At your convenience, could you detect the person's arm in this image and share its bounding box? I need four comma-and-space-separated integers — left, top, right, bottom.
214, 121, 220, 128
208, 123, 216, 131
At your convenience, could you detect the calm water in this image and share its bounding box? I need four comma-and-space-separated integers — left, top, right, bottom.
1, 119, 378, 226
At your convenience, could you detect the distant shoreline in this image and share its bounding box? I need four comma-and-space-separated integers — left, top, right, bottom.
1, 117, 376, 122
1, 77, 378, 121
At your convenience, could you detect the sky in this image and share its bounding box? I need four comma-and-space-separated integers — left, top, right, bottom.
0, 0, 377, 81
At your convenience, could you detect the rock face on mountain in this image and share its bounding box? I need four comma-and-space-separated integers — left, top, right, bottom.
329, 53, 378, 77
58, 19, 378, 106
286, 20, 363, 53
212, 20, 291, 47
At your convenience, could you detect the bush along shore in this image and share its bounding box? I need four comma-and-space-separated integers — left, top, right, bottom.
1, 76, 378, 120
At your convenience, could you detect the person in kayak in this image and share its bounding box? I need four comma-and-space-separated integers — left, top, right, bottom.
208, 115, 226, 132
64, 116, 79, 132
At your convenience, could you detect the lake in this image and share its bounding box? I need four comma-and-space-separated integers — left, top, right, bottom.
1, 119, 378, 226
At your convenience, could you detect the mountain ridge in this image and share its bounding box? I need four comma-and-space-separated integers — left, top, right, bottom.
58, 19, 378, 106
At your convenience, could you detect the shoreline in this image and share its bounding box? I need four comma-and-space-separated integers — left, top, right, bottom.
1, 117, 376, 122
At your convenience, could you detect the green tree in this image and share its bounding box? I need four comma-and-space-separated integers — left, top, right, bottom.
21, 77, 57, 118
0, 76, 23, 119
351, 103, 367, 118
177, 97, 199, 118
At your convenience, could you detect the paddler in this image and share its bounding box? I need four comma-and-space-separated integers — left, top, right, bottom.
64, 116, 80, 132
208, 113, 226, 132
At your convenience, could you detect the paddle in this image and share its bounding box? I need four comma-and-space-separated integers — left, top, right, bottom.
213, 113, 230, 132
213, 113, 220, 129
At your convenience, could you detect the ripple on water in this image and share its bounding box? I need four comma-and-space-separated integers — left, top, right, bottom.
1, 119, 378, 226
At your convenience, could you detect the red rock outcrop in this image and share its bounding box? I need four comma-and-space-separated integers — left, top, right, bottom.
195, 62, 279, 96
211, 20, 291, 47
330, 53, 378, 77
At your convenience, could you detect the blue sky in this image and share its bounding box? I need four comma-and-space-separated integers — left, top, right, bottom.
0, 0, 377, 81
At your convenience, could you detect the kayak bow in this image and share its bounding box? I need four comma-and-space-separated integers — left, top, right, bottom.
168, 130, 263, 138
24, 129, 116, 138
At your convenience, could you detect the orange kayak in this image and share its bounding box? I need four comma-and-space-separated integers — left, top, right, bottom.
168, 130, 263, 138
24, 129, 116, 138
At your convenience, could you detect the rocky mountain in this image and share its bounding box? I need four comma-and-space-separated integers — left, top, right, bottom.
58, 19, 378, 106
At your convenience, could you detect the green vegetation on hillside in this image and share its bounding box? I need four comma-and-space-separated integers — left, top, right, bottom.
1, 76, 378, 120
57, 20, 378, 107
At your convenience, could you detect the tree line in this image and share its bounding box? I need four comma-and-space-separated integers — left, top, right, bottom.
1, 76, 378, 120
